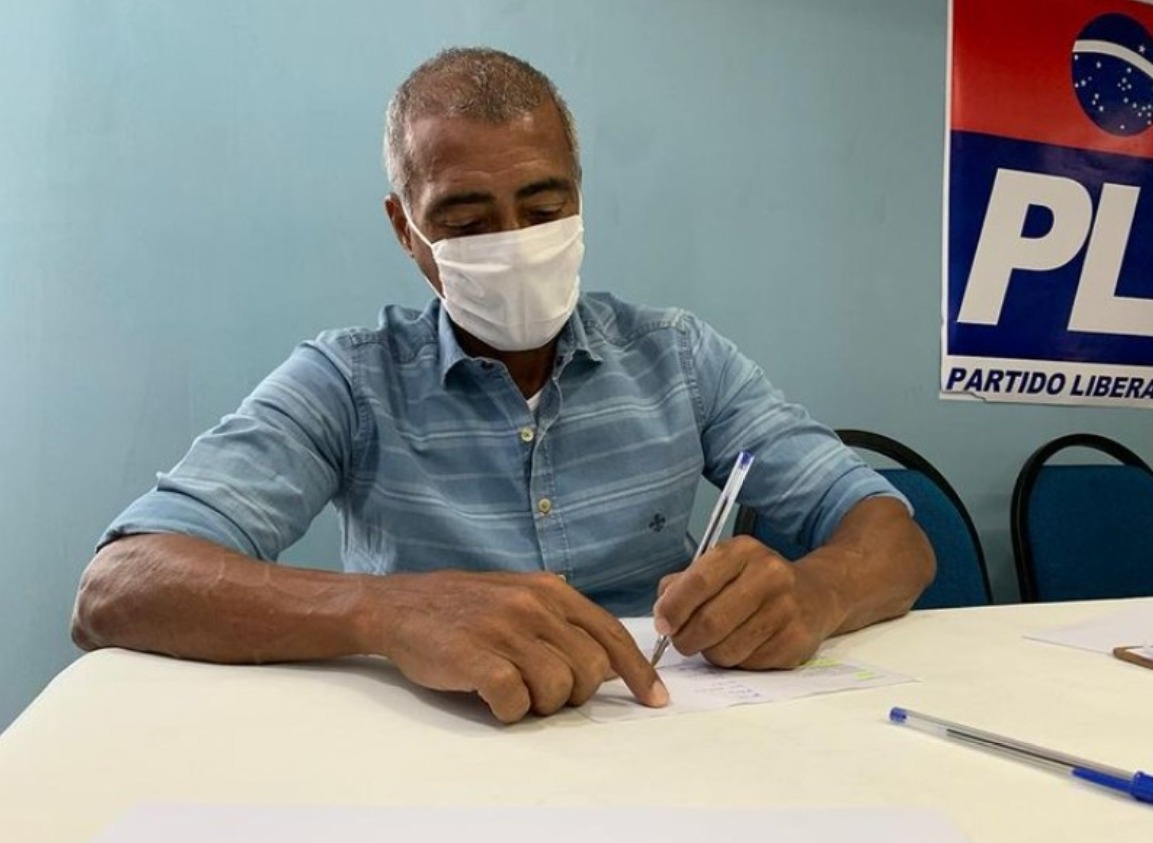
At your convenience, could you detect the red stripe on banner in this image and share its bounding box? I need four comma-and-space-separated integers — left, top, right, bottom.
952, 0, 1153, 158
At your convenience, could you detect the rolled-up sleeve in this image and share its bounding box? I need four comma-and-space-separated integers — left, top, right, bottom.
99, 338, 359, 560
684, 313, 908, 550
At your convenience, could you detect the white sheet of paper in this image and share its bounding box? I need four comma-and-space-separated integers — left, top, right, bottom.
88, 804, 970, 843
580, 619, 913, 722
1025, 603, 1153, 653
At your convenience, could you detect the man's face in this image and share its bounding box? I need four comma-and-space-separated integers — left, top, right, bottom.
385, 102, 580, 294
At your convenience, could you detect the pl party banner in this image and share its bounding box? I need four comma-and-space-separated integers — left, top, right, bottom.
943, 0, 1153, 407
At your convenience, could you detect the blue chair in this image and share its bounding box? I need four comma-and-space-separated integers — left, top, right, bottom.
1011, 433, 1153, 602
733, 429, 992, 610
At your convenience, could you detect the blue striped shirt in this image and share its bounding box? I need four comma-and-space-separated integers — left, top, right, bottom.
103, 293, 900, 616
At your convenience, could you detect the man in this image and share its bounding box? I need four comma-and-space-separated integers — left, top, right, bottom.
72, 47, 934, 724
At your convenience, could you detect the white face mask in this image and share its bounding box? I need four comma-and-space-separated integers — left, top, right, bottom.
406, 211, 584, 352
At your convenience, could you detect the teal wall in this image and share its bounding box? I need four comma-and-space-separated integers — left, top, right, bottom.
3, 0, 1150, 729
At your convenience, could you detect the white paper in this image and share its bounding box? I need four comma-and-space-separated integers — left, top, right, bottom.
89, 804, 970, 843
580, 620, 913, 722
1025, 603, 1153, 653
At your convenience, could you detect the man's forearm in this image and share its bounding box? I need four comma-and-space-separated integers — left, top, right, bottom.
72, 533, 380, 663
73, 533, 669, 722
796, 496, 936, 636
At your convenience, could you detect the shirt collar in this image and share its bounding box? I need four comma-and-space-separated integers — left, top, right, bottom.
436, 296, 603, 386
557, 297, 603, 367
435, 302, 470, 384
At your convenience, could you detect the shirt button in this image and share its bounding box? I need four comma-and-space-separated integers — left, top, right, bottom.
519, 427, 535, 443
537, 498, 553, 515
555, 572, 568, 583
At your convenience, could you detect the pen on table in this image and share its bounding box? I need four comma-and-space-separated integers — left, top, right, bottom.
889, 706, 1153, 805
650, 450, 755, 667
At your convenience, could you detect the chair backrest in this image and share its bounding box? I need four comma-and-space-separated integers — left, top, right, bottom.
1011, 433, 1153, 602
733, 429, 992, 610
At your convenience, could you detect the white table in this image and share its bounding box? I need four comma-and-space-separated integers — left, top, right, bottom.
1, 599, 1150, 842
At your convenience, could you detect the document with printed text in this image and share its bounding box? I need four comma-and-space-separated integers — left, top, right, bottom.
580, 619, 913, 722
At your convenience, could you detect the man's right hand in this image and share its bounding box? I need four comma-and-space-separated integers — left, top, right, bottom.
73, 535, 668, 725
364, 570, 669, 723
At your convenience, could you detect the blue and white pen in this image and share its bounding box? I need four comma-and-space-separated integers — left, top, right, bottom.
650, 450, 755, 667
890, 706, 1153, 805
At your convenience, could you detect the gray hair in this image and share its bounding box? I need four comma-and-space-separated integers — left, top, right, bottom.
384, 47, 581, 204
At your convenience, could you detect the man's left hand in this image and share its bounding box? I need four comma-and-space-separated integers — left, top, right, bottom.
652, 535, 839, 669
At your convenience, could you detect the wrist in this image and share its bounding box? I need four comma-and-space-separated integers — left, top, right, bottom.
793, 548, 856, 638
348, 573, 400, 658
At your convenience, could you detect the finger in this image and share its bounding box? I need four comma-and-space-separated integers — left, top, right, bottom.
486, 572, 667, 709
515, 642, 576, 716
482, 578, 609, 711
673, 556, 792, 656
473, 586, 581, 715
699, 599, 789, 668
671, 584, 764, 659
656, 573, 680, 598
725, 612, 816, 670
653, 574, 680, 636
653, 540, 749, 634
468, 655, 533, 724
539, 631, 610, 708
563, 602, 668, 709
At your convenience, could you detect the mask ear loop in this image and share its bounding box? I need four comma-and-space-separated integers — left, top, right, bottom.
401, 204, 447, 303
402, 204, 434, 250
